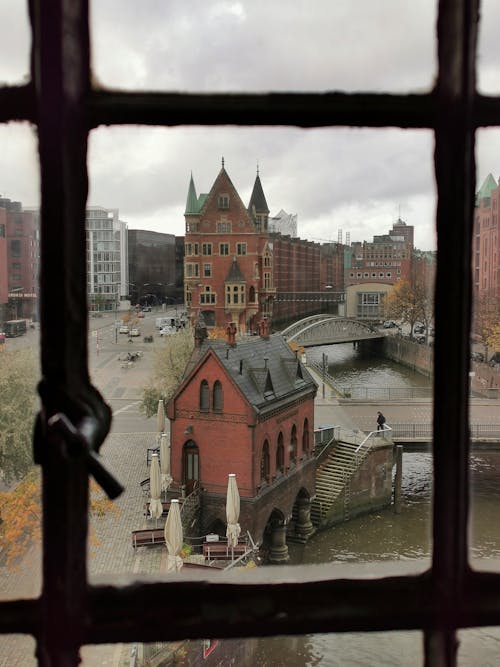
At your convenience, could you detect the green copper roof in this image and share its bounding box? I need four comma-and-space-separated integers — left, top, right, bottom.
185, 173, 199, 214
476, 173, 498, 205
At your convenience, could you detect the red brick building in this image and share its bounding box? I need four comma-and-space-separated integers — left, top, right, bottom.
474, 173, 500, 300
0, 197, 39, 324
167, 320, 318, 562
184, 162, 275, 332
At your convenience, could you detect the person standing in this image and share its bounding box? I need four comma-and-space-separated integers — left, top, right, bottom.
376, 411, 386, 431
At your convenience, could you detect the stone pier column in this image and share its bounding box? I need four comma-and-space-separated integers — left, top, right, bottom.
268, 522, 289, 564
295, 497, 314, 541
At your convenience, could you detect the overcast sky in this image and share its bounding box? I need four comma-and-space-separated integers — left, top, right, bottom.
2, 1, 500, 250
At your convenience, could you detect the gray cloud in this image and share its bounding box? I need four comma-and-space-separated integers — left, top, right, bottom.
3, 2, 500, 252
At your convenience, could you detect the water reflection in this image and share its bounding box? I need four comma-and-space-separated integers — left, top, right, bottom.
307, 343, 431, 390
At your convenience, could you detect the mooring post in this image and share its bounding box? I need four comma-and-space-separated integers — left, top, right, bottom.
394, 445, 403, 513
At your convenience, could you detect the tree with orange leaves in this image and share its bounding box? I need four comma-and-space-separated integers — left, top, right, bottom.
0, 469, 119, 570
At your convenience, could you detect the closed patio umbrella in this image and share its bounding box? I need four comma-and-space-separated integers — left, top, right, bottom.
149, 453, 163, 526
156, 399, 165, 440
164, 498, 183, 572
226, 473, 241, 561
160, 433, 172, 497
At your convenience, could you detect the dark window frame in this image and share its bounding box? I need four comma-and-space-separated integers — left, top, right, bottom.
1, 2, 499, 666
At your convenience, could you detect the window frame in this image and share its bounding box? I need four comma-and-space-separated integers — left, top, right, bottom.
1, 2, 498, 666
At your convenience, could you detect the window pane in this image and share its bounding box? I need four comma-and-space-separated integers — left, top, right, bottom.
86, 125, 436, 585
0, 123, 42, 655
469, 130, 500, 572
0, 4, 31, 84
458, 628, 500, 666
477, 0, 500, 94
90, 0, 436, 93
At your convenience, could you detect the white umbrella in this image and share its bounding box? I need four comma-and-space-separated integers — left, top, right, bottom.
226, 473, 241, 561
156, 399, 166, 441
164, 498, 183, 572
149, 453, 163, 525
160, 433, 172, 497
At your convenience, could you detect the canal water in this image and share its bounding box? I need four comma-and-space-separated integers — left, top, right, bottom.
251, 344, 500, 666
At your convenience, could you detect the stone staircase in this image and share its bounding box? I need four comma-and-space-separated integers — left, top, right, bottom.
311, 436, 373, 527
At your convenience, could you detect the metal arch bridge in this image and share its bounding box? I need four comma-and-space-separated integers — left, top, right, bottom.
281, 314, 385, 347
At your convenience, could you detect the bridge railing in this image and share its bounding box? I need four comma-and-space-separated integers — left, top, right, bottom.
390, 423, 500, 440
338, 386, 433, 401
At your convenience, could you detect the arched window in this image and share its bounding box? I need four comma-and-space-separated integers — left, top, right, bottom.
290, 425, 297, 465
260, 440, 270, 484
213, 380, 223, 412
276, 434, 284, 474
302, 418, 310, 456
199, 380, 209, 411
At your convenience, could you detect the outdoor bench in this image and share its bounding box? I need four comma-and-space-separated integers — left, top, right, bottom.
202, 542, 248, 561
131, 528, 165, 549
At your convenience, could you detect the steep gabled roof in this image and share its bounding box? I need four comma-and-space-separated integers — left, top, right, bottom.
248, 172, 270, 216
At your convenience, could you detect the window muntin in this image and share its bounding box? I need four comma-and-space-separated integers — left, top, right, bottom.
236, 242, 246, 255
219, 242, 229, 255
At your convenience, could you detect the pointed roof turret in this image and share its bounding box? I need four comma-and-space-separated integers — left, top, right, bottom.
185, 172, 200, 215
248, 170, 269, 216
476, 173, 498, 206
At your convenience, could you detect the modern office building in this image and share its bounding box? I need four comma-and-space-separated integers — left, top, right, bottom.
86, 206, 128, 311
127, 229, 176, 305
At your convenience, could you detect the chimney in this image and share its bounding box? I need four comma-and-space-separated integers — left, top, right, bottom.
226, 321, 237, 347
259, 317, 270, 339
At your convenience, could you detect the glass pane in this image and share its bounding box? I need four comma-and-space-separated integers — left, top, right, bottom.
82, 631, 424, 666
469, 130, 500, 572
477, 0, 500, 94
87, 125, 436, 585
90, 0, 436, 93
0, 3, 31, 84
0, 124, 41, 662
458, 628, 500, 666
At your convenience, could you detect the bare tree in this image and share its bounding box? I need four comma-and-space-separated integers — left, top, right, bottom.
140, 327, 195, 417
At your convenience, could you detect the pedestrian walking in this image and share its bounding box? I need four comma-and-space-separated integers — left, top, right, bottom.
376, 411, 386, 431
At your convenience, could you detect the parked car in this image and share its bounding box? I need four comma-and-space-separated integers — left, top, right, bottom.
130, 328, 141, 337
383, 320, 397, 329
159, 325, 176, 336
413, 323, 425, 334
415, 334, 426, 344
119, 325, 130, 334
142, 306, 152, 312
471, 351, 484, 363
137, 311, 145, 318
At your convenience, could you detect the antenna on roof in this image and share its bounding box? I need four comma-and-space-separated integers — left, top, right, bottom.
222, 156, 225, 168
257, 161, 259, 176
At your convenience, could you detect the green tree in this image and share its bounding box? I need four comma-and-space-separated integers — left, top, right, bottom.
384, 278, 433, 339
0, 348, 39, 483
140, 327, 195, 417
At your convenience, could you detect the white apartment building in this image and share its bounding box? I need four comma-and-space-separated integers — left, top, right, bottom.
86, 206, 128, 311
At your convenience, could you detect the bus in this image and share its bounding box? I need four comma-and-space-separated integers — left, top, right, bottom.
4, 319, 27, 337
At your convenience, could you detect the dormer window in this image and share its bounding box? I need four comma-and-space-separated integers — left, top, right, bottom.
218, 194, 229, 209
